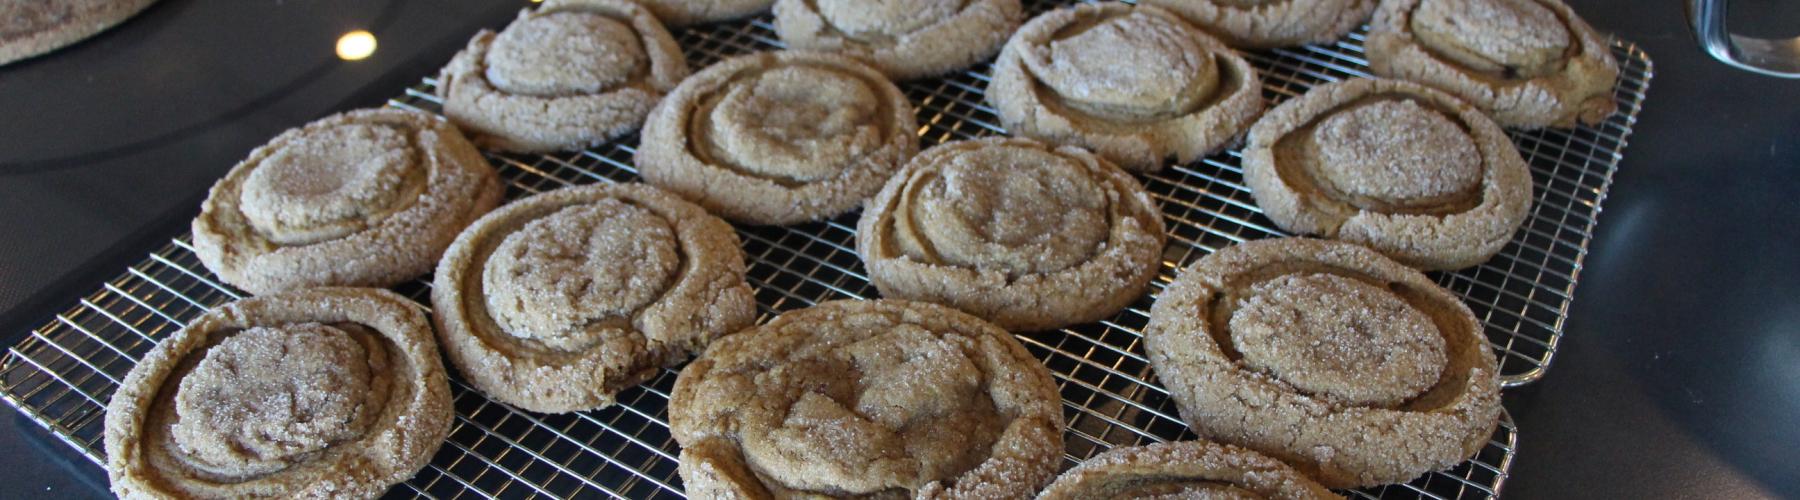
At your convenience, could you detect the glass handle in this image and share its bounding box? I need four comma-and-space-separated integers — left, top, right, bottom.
1687, 0, 1800, 78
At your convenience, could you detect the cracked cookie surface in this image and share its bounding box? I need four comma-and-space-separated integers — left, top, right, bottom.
1141, 0, 1377, 49
670, 299, 1063, 498
1367, 0, 1619, 128
772, 0, 1023, 80
989, 3, 1264, 172
437, 0, 687, 152
856, 137, 1166, 331
1143, 238, 1502, 488
1242, 78, 1532, 270
192, 108, 502, 294
639, 51, 917, 225
1038, 440, 1338, 500
431, 183, 756, 413
105, 288, 452, 499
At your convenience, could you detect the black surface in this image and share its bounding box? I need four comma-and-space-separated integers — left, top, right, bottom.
2, 0, 1797, 498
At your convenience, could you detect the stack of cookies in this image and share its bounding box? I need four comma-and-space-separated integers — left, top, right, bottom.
101, 0, 1623, 497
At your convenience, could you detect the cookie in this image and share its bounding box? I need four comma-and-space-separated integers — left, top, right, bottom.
635, 0, 770, 26
1142, 0, 1377, 49
670, 299, 1063, 498
638, 51, 918, 225
1242, 78, 1532, 270
1143, 237, 1503, 488
856, 137, 1166, 332
437, 0, 688, 152
1367, 0, 1619, 128
1, 0, 158, 66
192, 108, 503, 295
431, 183, 756, 413
771, 0, 1023, 80
104, 288, 453, 499
1038, 440, 1338, 500
988, 3, 1265, 173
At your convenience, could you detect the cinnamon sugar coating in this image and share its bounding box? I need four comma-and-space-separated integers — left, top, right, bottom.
1038, 440, 1338, 500
772, 0, 1023, 80
1141, 0, 1377, 49
437, 0, 688, 152
1143, 238, 1503, 488
639, 51, 917, 225
1242, 78, 1532, 270
857, 137, 1166, 331
105, 288, 453, 499
636, 0, 771, 26
431, 183, 755, 413
1367, 0, 1619, 128
192, 108, 503, 294
670, 299, 1063, 498
988, 3, 1265, 172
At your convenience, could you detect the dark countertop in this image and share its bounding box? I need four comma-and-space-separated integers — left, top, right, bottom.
1, 0, 1796, 498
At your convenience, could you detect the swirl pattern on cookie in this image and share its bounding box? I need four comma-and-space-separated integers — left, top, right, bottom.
1242, 78, 1531, 270
431, 183, 755, 413
1368, 0, 1619, 128
1038, 440, 1338, 500
1143, 238, 1502, 488
1142, 0, 1378, 48
988, 3, 1265, 172
639, 51, 917, 225
437, 0, 688, 152
771, 0, 1023, 80
856, 137, 1166, 331
192, 108, 503, 295
105, 288, 453, 499
670, 299, 1063, 498
634, 0, 771, 26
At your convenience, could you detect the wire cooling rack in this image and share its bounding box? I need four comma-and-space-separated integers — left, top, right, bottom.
0, 1, 1651, 499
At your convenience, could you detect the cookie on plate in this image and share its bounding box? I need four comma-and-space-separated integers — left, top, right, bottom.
638, 50, 917, 225
988, 3, 1264, 172
856, 137, 1166, 331
771, 0, 1023, 80
105, 287, 453, 499
431, 183, 755, 414
670, 299, 1063, 498
192, 108, 503, 295
1242, 78, 1532, 270
437, 0, 688, 152
1144, 237, 1503, 488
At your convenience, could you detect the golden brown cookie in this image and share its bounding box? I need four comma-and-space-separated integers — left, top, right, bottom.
856, 137, 1166, 332
636, 0, 771, 26
192, 108, 503, 295
1143, 238, 1503, 488
431, 183, 755, 414
988, 3, 1265, 173
437, 0, 688, 152
0, 0, 158, 66
670, 299, 1064, 498
1367, 0, 1619, 128
638, 51, 918, 225
1038, 440, 1339, 500
771, 0, 1023, 80
1242, 78, 1531, 271
1141, 0, 1377, 49
104, 287, 453, 499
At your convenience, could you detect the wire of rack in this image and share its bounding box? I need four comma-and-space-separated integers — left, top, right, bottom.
1, 2, 1649, 499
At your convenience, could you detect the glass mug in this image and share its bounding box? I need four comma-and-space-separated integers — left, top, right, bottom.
1687, 0, 1800, 78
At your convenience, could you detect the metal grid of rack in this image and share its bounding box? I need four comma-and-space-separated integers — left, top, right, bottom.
0, 2, 1651, 498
